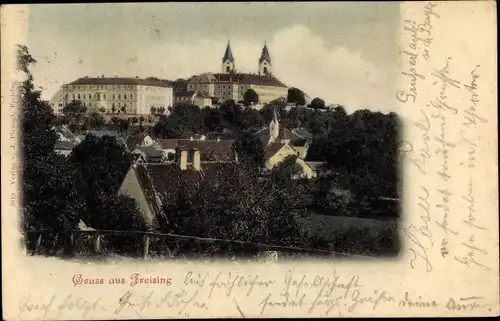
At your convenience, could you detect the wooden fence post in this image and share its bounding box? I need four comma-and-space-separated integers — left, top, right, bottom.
53, 233, 59, 252
35, 233, 42, 254
95, 234, 102, 253
142, 235, 150, 259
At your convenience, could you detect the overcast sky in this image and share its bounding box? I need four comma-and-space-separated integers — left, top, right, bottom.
26, 3, 400, 113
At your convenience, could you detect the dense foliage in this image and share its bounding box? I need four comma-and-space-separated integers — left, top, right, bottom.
20, 46, 144, 239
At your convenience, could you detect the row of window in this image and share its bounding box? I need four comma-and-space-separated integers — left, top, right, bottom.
189, 84, 246, 90
68, 93, 135, 100
69, 85, 135, 90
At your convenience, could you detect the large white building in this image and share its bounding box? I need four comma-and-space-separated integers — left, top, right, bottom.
181, 42, 288, 105
50, 76, 174, 115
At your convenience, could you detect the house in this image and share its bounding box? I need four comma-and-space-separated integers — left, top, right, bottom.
256, 108, 310, 159
132, 146, 165, 163
305, 161, 329, 178
155, 138, 237, 162
125, 133, 154, 152
193, 91, 213, 109
118, 147, 238, 229
54, 140, 75, 157
173, 91, 197, 105
264, 142, 315, 179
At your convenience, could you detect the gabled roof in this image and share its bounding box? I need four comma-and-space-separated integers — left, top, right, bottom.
257, 127, 306, 146
291, 127, 313, 140
133, 146, 164, 159
222, 42, 235, 63
259, 44, 272, 64
54, 140, 75, 150
131, 162, 240, 225
264, 142, 289, 160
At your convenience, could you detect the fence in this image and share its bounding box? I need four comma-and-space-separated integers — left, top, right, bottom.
24, 229, 373, 261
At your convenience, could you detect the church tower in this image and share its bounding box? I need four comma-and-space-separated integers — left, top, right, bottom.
258, 43, 272, 76
269, 107, 280, 144
222, 41, 235, 73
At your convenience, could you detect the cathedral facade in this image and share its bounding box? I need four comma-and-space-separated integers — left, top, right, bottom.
186, 42, 288, 105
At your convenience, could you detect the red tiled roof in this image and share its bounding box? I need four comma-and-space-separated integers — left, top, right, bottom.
188, 73, 287, 88
68, 77, 173, 88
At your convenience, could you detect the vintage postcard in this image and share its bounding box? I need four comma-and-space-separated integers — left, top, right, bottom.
1, 2, 498, 319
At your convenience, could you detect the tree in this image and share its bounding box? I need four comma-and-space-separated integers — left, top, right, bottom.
19, 45, 83, 235
287, 87, 306, 106
88, 111, 105, 129
69, 134, 134, 228
120, 106, 126, 114
309, 97, 326, 109
63, 100, 87, 132
150, 106, 157, 115
243, 89, 259, 106
233, 132, 265, 170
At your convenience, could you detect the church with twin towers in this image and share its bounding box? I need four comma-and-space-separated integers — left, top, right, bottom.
185, 41, 288, 105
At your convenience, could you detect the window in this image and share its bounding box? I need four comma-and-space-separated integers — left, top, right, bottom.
113, 94, 115, 99
131, 94, 133, 100
72, 94, 75, 100
103, 94, 106, 100
89, 94, 92, 99
241, 86, 243, 89
124, 94, 127, 100
118, 94, 121, 100
112, 103, 115, 108
77, 94, 81, 100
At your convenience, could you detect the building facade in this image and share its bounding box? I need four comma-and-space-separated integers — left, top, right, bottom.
185, 42, 288, 105
50, 77, 174, 115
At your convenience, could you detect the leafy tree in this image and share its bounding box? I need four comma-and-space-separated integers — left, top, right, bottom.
120, 106, 126, 114
150, 106, 157, 115
117, 119, 129, 132
88, 111, 105, 129
309, 97, 326, 109
63, 100, 87, 132
287, 87, 306, 106
243, 89, 259, 106
19, 45, 83, 235
69, 135, 134, 228
233, 132, 265, 170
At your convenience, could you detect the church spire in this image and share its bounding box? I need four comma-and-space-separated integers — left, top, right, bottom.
222, 41, 235, 63
259, 43, 271, 64
269, 107, 280, 144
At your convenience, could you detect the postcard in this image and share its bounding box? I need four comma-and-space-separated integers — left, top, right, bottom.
1, 2, 498, 319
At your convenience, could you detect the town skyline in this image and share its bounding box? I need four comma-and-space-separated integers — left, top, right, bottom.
27, 3, 399, 113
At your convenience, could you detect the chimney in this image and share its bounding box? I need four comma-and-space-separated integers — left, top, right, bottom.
175, 147, 188, 170
190, 148, 201, 171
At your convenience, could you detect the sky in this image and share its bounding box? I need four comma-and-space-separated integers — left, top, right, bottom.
26, 3, 400, 113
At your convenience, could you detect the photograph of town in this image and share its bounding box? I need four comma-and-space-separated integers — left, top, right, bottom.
20, 3, 402, 261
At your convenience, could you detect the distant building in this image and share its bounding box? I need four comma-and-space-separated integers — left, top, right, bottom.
173, 90, 213, 109
184, 42, 288, 105
49, 76, 174, 116
257, 108, 315, 178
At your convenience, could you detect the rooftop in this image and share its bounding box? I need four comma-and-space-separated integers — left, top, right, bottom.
68, 77, 173, 88
189, 72, 287, 88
